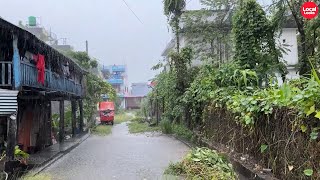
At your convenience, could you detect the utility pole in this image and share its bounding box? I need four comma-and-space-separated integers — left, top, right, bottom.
86, 40, 88, 54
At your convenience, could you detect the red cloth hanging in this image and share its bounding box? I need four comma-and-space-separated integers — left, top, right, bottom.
36, 54, 45, 85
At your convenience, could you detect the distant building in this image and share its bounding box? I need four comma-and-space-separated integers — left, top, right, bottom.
101, 65, 129, 108
131, 83, 151, 97
125, 82, 151, 110
52, 45, 72, 52
23, 16, 72, 52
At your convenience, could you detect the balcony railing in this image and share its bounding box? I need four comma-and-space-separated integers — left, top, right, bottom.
0, 61, 12, 86
20, 62, 83, 96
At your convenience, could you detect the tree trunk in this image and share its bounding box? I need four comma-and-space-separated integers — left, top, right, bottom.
299, 30, 310, 76
175, 17, 180, 53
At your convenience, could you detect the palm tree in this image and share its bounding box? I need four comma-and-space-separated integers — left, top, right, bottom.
163, 0, 186, 53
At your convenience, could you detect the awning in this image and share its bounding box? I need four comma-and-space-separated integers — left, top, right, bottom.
0, 89, 18, 116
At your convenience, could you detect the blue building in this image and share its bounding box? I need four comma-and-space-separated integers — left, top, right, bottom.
101, 65, 128, 108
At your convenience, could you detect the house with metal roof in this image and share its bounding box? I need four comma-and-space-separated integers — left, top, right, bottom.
0, 17, 86, 170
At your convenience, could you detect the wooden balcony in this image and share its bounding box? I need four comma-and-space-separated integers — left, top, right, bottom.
0, 61, 83, 97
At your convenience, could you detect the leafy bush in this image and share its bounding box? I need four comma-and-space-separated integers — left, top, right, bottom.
172, 124, 193, 141
160, 119, 173, 134
165, 147, 237, 180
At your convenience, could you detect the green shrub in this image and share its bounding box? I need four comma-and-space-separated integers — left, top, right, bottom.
160, 119, 173, 134
172, 124, 193, 141
165, 147, 237, 180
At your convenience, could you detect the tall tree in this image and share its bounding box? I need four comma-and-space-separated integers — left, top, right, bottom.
233, 0, 282, 81
164, 0, 186, 52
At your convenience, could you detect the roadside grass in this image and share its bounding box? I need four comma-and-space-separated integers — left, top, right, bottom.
128, 121, 161, 134
114, 111, 136, 124
164, 147, 237, 180
160, 119, 193, 141
22, 173, 52, 180
92, 125, 112, 136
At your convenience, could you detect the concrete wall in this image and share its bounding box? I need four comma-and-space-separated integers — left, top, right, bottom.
279, 28, 299, 66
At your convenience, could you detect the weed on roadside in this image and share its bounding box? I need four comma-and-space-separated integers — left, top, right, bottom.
21, 173, 52, 180
92, 125, 112, 136
164, 147, 237, 180
115, 112, 136, 124
128, 121, 161, 134
160, 121, 193, 141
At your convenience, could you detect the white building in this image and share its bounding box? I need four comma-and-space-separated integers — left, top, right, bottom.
161, 10, 299, 82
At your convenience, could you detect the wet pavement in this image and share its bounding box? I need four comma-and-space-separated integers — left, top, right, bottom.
44, 123, 190, 180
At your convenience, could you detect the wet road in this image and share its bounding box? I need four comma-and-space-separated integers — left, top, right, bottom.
45, 123, 190, 180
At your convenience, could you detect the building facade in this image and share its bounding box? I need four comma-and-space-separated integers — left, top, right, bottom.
0, 18, 86, 171
125, 83, 151, 110
101, 65, 128, 108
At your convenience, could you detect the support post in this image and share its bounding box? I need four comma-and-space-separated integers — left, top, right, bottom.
12, 35, 21, 89
47, 101, 52, 145
59, 100, 64, 142
79, 100, 84, 132
71, 100, 77, 136
6, 114, 17, 160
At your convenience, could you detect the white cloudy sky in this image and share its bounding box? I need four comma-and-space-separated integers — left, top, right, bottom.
0, 0, 271, 85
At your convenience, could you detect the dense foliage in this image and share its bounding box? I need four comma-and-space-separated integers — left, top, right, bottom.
155, 0, 320, 178
233, 0, 285, 82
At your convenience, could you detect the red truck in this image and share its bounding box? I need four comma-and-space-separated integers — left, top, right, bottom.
99, 101, 115, 125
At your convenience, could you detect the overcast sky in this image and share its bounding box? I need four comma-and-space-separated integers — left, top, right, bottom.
0, 0, 271, 85
0, 0, 202, 85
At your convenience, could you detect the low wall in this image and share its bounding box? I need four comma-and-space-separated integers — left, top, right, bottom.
201, 105, 320, 179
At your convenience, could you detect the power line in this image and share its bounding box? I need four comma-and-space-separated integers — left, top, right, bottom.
121, 0, 143, 24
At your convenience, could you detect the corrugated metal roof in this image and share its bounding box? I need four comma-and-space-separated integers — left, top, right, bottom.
0, 89, 18, 116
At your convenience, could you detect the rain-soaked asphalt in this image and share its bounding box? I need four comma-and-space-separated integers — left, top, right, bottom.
44, 123, 190, 180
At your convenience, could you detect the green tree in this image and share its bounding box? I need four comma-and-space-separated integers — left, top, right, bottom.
66, 51, 98, 69
233, 0, 283, 82
164, 0, 186, 52
67, 51, 116, 126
